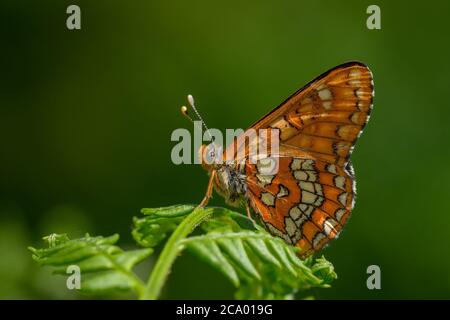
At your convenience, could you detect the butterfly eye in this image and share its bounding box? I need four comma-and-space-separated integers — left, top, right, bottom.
202, 143, 223, 165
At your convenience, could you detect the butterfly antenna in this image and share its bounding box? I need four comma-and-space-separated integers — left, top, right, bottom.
180, 94, 214, 141
180, 106, 195, 122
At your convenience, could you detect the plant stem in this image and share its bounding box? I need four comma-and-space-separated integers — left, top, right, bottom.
141, 207, 213, 300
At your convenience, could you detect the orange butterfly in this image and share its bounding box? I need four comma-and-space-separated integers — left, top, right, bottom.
184, 62, 374, 256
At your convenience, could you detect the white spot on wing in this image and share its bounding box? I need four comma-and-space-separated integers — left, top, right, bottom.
307, 171, 318, 182
289, 206, 301, 220
349, 79, 361, 86
277, 185, 289, 198
299, 181, 315, 193
349, 69, 361, 78
326, 164, 337, 174
266, 223, 292, 244
338, 192, 348, 206
334, 176, 346, 190
301, 160, 315, 170
335, 208, 346, 222
261, 192, 275, 206
323, 101, 332, 109
323, 219, 337, 237
312, 233, 326, 249
318, 88, 332, 100
291, 159, 303, 170
301, 190, 317, 204
285, 217, 297, 237
294, 170, 308, 181
256, 174, 274, 187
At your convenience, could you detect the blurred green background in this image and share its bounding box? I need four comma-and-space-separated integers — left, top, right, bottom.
2, 0, 450, 299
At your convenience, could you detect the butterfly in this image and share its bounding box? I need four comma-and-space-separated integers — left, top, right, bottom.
182, 62, 374, 256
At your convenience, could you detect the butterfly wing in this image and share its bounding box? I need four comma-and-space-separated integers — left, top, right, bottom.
231, 62, 373, 254
246, 156, 355, 256
228, 62, 374, 167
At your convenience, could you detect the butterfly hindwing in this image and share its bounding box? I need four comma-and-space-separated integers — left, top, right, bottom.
245, 156, 355, 256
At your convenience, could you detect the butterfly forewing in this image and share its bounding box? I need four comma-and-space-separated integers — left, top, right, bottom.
228, 62, 374, 167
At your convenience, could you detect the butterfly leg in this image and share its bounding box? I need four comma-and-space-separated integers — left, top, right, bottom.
198, 170, 216, 208
245, 202, 256, 225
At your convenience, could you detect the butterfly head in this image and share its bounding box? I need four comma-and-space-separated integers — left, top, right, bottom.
199, 142, 247, 207
199, 143, 222, 172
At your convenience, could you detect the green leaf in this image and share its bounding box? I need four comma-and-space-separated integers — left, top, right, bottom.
141, 204, 196, 218
30, 204, 337, 300
132, 204, 195, 248
187, 239, 240, 286
132, 205, 337, 299
184, 209, 336, 299
29, 234, 152, 297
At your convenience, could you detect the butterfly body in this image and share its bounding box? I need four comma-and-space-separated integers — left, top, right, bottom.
199, 62, 374, 256
213, 163, 248, 207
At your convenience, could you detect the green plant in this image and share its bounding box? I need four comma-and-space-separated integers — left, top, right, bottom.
29, 205, 337, 299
